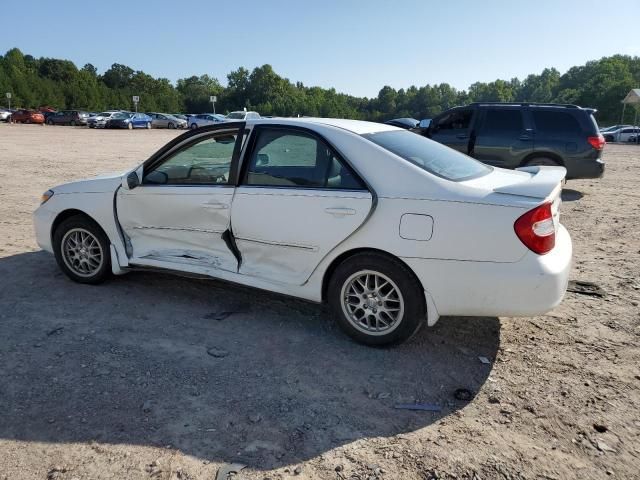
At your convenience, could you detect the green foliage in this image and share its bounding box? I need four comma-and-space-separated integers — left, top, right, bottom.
0, 47, 638, 124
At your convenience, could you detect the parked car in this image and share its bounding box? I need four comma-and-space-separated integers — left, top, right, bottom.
88, 111, 121, 128
384, 118, 420, 129
225, 110, 260, 120
602, 126, 640, 143
423, 102, 605, 180
105, 112, 152, 129
11, 109, 45, 124
147, 112, 187, 129
600, 124, 630, 133
188, 113, 227, 129
0, 108, 11, 122
33, 118, 571, 346
46, 110, 90, 126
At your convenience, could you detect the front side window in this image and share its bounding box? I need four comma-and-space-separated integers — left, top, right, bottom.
243, 128, 365, 189
363, 130, 490, 181
480, 109, 523, 133
433, 109, 473, 131
144, 129, 239, 185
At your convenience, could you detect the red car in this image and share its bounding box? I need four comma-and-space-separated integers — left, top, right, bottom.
11, 109, 45, 124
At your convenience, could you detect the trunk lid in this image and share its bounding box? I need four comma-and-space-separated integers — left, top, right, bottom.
463, 165, 565, 230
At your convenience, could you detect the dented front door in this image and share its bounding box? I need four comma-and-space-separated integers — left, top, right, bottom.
116, 128, 241, 272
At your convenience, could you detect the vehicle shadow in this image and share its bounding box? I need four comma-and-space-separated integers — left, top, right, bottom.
0, 251, 500, 470
561, 188, 583, 202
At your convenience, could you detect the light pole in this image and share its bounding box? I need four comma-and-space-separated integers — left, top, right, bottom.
132, 95, 139, 113
210, 95, 217, 115
6, 92, 11, 110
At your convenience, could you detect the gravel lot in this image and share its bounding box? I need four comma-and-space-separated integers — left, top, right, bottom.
0, 124, 638, 480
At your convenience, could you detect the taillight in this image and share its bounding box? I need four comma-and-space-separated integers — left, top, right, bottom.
587, 135, 605, 150
514, 202, 555, 255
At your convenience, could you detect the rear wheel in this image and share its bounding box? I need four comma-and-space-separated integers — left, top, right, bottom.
328, 252, 425, 346
127, 122, 133, 130
47, 119, 54, 125
70, 120, 76, 126
53, 215, 111, 284
524, 157, 560, 167
190, 123, 198, 130
146, 122, 151, 129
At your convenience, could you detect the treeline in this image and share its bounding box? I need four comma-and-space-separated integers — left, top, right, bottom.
1, 47, 639, 124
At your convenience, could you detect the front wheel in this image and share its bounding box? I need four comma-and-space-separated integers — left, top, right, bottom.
146, 122, 151, 129
327, 252, 425, 346
53, 215, 111, 284
190, 123, 198, 130
70, 120, 76, 126
168, 122, 175, 129
127, 122, 133, 130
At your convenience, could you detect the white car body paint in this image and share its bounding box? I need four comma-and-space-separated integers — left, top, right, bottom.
34, 118, 573, 326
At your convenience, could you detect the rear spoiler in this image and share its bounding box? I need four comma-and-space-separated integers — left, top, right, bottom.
493, 166, 566, 200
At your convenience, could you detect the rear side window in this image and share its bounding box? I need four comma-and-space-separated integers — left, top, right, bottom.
480, 109, 523, 133
532, 111, 581, 134
243, 128, 366, 189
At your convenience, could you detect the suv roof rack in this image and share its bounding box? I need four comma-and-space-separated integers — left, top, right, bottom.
469, 102, 580, 109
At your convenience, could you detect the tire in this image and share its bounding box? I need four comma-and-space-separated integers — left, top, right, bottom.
47, 119, 54, 125
168, 122, 175, 129
70, 120, 76, 126
25, 119, 31, 124
127, 122, 133, 130
327, 252, 425, 346
146, 122, 151, 129
604, 134, 614, 142
52, 215, 111, 285
190, 123, 198, 130
524, 157, 560, 167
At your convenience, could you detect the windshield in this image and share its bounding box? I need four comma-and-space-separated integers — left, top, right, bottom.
226, 112, 245, 119
363, 130, 491, 181
98, 112, 112, 117
112, 112, 131, 119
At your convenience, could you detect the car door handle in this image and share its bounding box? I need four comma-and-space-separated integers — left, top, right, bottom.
201, 202, 229, 210
325, 207, 356, 216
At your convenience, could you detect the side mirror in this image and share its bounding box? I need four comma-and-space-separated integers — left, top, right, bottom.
126, 171, 140, 189
256, 153, 270, 166
419, 118, 432, 129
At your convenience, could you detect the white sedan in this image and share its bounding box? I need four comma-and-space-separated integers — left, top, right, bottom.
33, 118, 572, 346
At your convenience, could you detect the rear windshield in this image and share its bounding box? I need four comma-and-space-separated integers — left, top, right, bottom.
226, 112, 245, 119
363, 130, 491, 181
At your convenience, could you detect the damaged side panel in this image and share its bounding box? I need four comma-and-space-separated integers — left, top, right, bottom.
116, 186, 239, 273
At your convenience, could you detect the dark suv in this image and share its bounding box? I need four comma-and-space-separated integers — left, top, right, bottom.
424, 103, 605, 179
46, 110, 90, 126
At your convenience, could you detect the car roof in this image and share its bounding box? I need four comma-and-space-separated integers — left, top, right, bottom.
246, 117, 400, 135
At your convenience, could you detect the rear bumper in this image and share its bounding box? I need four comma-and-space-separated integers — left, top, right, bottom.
565, 158, 604, 180
403, 224, 572, 318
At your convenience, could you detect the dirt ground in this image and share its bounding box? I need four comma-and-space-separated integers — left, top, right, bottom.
0, 124, 638, 480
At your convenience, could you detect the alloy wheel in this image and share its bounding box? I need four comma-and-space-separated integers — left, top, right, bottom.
340, 270, 405, 335
61, 228, 104, 278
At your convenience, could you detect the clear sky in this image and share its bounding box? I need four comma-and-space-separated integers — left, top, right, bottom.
2, 0, 639, 98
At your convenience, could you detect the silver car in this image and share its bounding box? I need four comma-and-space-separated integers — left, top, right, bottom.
147, 113, 186, 129
88, 111, 121, 129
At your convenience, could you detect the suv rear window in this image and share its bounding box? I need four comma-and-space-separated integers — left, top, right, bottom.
532, 110, 581, 134
363, 130, 491, 181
